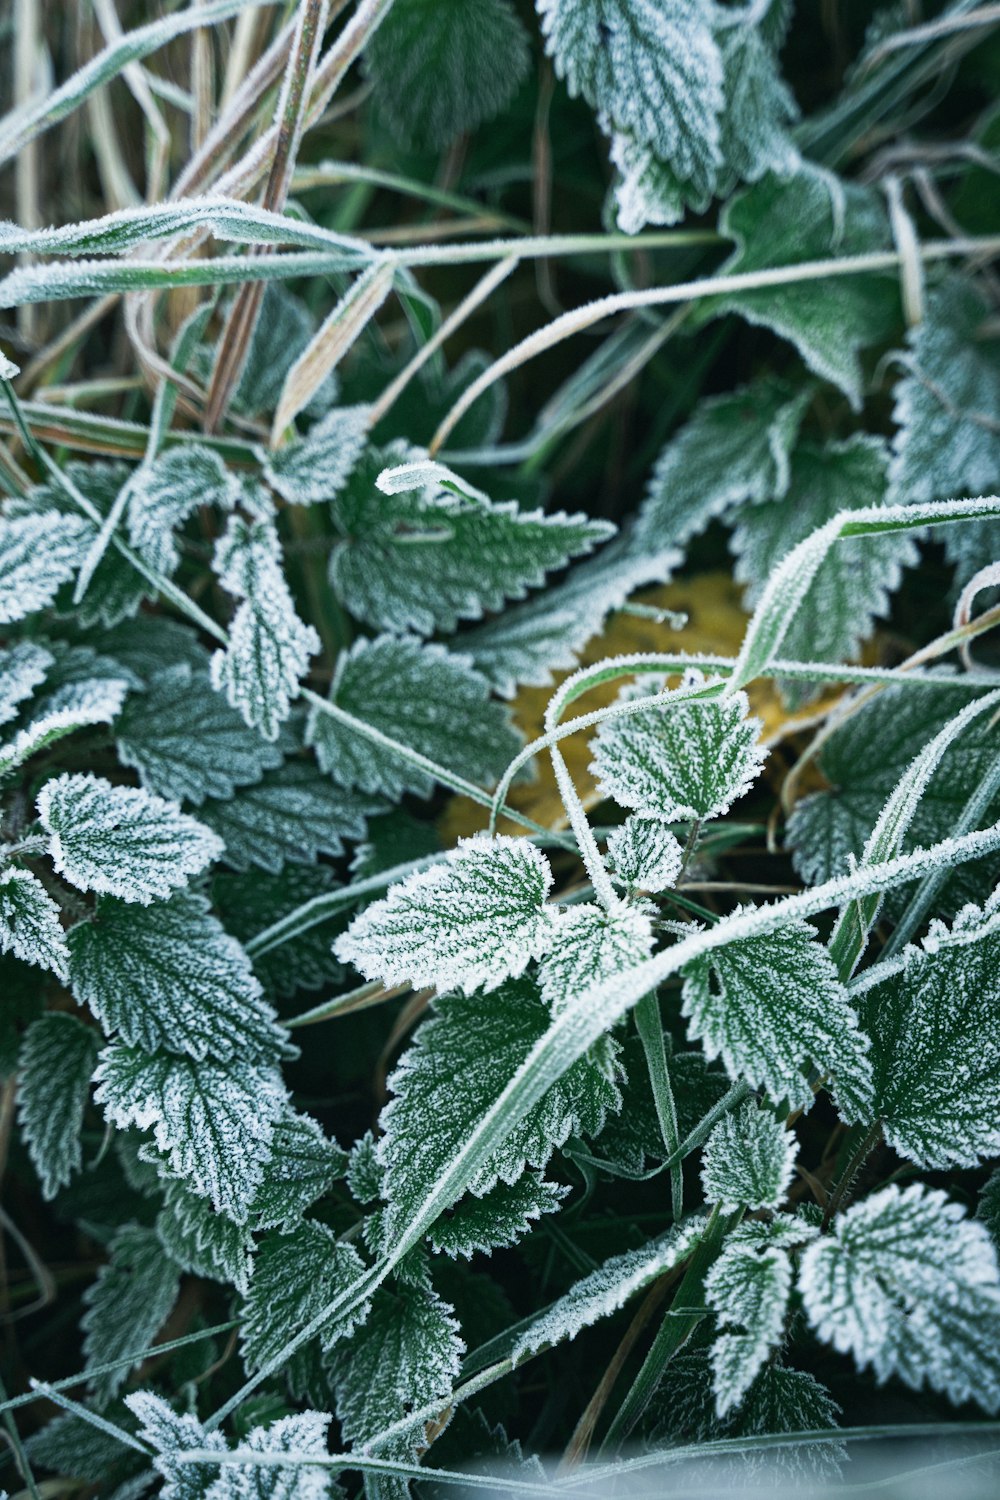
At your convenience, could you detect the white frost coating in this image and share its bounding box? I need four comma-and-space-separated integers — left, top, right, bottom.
0, 511, 91, 623
0, 351, 19, 378
37, 771, 222, 905
706, 1238, 793, 1417
606, 814, 684, 891
0, 868, 69, 980
17, 1013, 98, 1199
0, 677, 130, 776
335, 834, 556, 994
700, 1100, 797, 1213
264, 404, 370, 506
0, 640, 53, 726
376, 458, 489, 503
127, 444, 241, 575
538, 901, 654, 1013
799, 1183, 1000, 1410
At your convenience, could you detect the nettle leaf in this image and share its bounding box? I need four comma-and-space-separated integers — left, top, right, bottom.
0, 510, 91, 622
125, 1394, 227, 1500
206, 1411, 339, 1500
240, 1221, 370, 1377
251, 1111, 347, 1232
0, 868, 69, 979
855, 892, 1000, 1168
17, 1013, 99, 1199
210, 517, 320, 741
330, 446, 613, 635
38, 773, 222, 904
156, 1177, 255, 1296
127, 444, 240, 575
378, 978, 621, 1229
706, 1234, 793, 1417
799, 1184, 1000, 1410
0, 675, 130, 777
680, 918, 873, 1112
731, 436, 917, 702
636, 377, 808, 550
0, 640, 53, 724
538, 901, 654, 1014
116, 665, 284, 804
200, 761, 377, 874
82, 1224, 181, 1404
336, 835, 555, 994
92, 614, 208, 682
308, 635, 522, 800
695, 166, 897, 408
539, 0, 723, 189
367, 0, 530, 150
700, 1101, 797, 1213
67, 891, 286, 1063
427, 1173, 567, 1259
94, 1043, 287, 1223
591, 676, 765, 822
264, 406, 370, 506
213, 866, 348, 1000
606, 815, 683, 892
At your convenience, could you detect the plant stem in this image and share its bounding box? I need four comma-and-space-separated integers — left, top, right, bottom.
821, 1121, 884, 1231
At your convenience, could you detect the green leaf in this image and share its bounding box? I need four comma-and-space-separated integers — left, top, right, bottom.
538, 901, 654, 1014
263, 406, 370, 506
116, 665, 284, 805
67, 890, 287, 1063
377, 978, 621, 1233
307, 635, 522, 800
680, 918, 873, 1112
212, 866, 348, 1000
605, 815, 684, 892
0, 867, 70, 979
799, 1183, 1000, 1411
155, 1177, 256, 1296
705, 1232, 793, 1417
94, 1043, 287, 1223
240, 1221, 370, 1380
250, 1110, 348, 1233
17, 1013, 99, 1198
335, 835, 555, 994
0, 509, 91, 622
700, 1101, 797, 1213
367, 0, 530, 149
125, 1393, 226, 1500
329, 445, 614, 635
427, 1174, 566, 1259
0, 675, 129, 777
590, 674, 765, 821
715, 0, 798, 186
200, 761, 377, 874
0, 640, 53, 725
855, 890, 1000, 1168
37, 772, 223, 904
206, 1410, 340, 1500
82, 1224, 181, 1404
127, 444, 240, 574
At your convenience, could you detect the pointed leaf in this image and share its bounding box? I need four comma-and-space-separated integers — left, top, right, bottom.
128, 444, 240, 575
0, 640, 53, 725
0, 510, 91, 622
17, 1013, 99, 1199
700, 1101, 797, 1213
427, 1173, 566, 1260
606, 815, 684, 892
240, 1221, 370, 1376
706, 1235, 793, 1417
82, 1224, 181, 1403
0, 867, 69, 979
201, 761, 377, 874
538, 901, 654, 1014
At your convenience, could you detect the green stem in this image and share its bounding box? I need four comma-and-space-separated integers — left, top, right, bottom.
635, 992, 684, 1221
821, 1121, 884, 1232
0, 1371, 44, 1500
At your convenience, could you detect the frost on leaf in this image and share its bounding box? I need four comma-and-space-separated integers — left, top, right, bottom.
307, 635, 522, 800
0, 868, 69, 980
700, 1101, 797, 1213
681, 918, 874, 1112
116, 664, 284, 804
240, 1221, 370, 1378
799, 1183, 1000, 1411
125, 1394, 227, 1500
0, 640, 53, 725
201, 762, 378, 874
606, 815, 683, 892
367, 0, 530, 150
67, 890, 287, 1063
37, 772, 222, 904
335, 834, 555, 994
329, 444, 613, 635
0, 510, 90, 622
156, 1177, 256, 1296
17, 1013, 99, 1199
213, 866, 348, 1000
706, 1233, 793, 1417
538, 901, 654, 1013
855, 892, 1000, 1168
93, 1042, 287, 1223
127, 444, 240, 575
210, 516, 320, 741
512, 1217, 704, 1362
250, 1111, 348, 1232
591, 675, 765, 822
427, 1174, 566, 1259
0, 676, 130, 777
81, 1224, 181, 1404
377, 978, 621, 1232
264, 404, 370, 505
206, 1411, 337, 1500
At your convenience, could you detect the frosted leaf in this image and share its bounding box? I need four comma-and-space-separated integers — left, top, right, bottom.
0, 352, 19, 378
706, 1237, 792, 1417
93, 1043, 287, 1223
606, 815, 684, 892
0, 640, 52, 725
366, 0, 531, 149
250, 1111, 347, 1232
427, 1173, 566, 1259
854, 891, 1000, 1168
715, 0, 798, 186
67, 890, 286, 1063
212, 866, 348, 1000
591, 675, 765, 821
0, 510, 90, 622
538, 901, 654, 1013
88, 614, 207, 682
330, 444, 613, 635
125, 1394, 227, 1500
17, 1013, 99, 1199
156, 1177, 255, 1296
0, 676, 130, 776
201, 761, 378, 874
329, 1282, 463, 1455
512, 1217, 704, 1362
206, 1411, 338, 1500
700, 1101, 797, 1213
799, 1183, 1000, 1410
116, 664, 284, 805
694, 166, 897, 408
37, 773, 223, 904
23, 1411, 139, 1490
610, 129, 711, 233
538, 0, 723, 187
81, 1225, 181, 1404
240, 1221, 370, 1374
681, 918, 874, 1112
127, 444, 240, 575
0, 868, 69, 980
635, 377, 809, 550
335, 834, 555, 994
731, 436, 917, 704
210, 517, 320, 741
264, 405, 370, 505
377, 979, 621, 1229
307, 635, 522, 800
